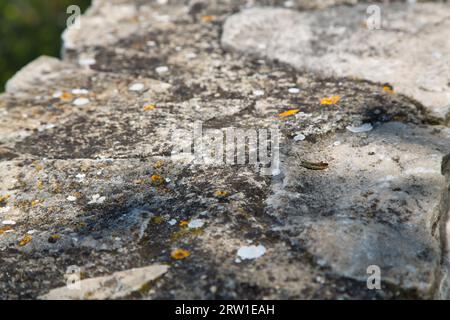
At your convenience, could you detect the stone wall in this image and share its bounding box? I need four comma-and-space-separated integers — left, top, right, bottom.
0, 0, 449, 299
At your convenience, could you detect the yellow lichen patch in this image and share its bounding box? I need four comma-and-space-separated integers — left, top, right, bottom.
214, 190, 229, 198
201, 15, 215, 23
36, 180, 44, 190
179, 220, 189, 227
18, 234, 33, 247
0, 194, 11, 205
154, 160, 164, 169
151, 174, 165, 185
171, 248, 191, 260
278, 109, 299, 117
34, 164, 44, 172
143, 104, 156, 111
31, 199, 41, 206
320, 95, 341, 105
383, 85, 394, 94
48, 234, 61, 243
0, 226, 12, 235
152, 216, 164, 224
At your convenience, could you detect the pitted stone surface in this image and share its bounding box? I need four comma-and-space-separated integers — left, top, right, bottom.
222, 4, 450, 121
0, 0, 449, 299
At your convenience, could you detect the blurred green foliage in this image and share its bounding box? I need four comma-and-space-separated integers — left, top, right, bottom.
0, 0, 91, 91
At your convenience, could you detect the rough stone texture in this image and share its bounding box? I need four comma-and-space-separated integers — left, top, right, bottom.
0, 0, 450, 300
222, 4, 450, 121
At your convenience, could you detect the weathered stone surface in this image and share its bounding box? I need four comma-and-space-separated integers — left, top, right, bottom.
222, 4, 450, 121
268, 122, 450, 297
0, 0, 450, 300
39, 264, 169, 300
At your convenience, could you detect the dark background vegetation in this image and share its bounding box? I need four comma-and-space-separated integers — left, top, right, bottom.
0, 0, 91, 92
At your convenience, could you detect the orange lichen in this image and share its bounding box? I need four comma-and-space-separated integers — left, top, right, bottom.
171, 248, 191, 260
151, 174, 164, 185
179, 220, 189, 227
320, 96, 341, 105
383, 85, 394, 94
214, 190, 229, 198
18, 234, 33, 247
0, 194, 11, 205
278, 109, 299, 117
201, 15, 215, 23
0, 226, 12, 235
60, 92, 73, 101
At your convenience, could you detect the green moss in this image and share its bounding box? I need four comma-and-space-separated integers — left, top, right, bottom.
0, 0, 91, 91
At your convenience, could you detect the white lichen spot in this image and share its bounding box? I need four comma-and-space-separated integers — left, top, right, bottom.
237, 245, 266, 260
2, 220, 16, 226
71, 88, 89, 95
78, 56, 96, 66
283, 1, 295, 8
346, 123, 373, 133
73, 97, 90, 106
288, 87, 300, 94
0, 206, 11, 214
38, 123, 56, 132
88, 194, 106, 204
253, 90, 264, 97
168, 219, 177, 226
188, 219, 205, 229
27, 230, 37, 235
75, 173, 86, 182
52, 91, 63, 98
155, 66, 169, 74
67, 195, 77, 202
186, 52, 197, 60
129, 83, 145, 92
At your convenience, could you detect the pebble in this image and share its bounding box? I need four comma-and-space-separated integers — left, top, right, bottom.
293, 133, 306, 141
67, 196, 77, 202
346, 123, 373, 133
288, 87, 300, 94
129, 83, 145, 92
155, 66, 169, 74
188, 219, 205, 229
168, 219, 177, 226
253, 90, 264, 96
73, 98, 90, 106
237, 245, 266, 260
